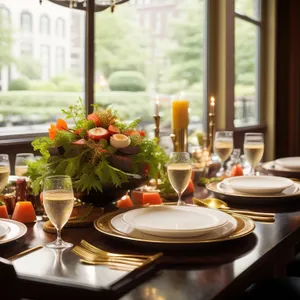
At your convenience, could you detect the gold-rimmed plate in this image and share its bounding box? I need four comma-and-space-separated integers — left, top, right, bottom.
0, 218, 27, 245
94, 208, 255, 248
262, 161, 300, 178
207, 181, 300, 204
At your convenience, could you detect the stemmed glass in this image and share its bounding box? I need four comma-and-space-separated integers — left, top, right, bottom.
167, 152, 192, 206
43, 175, 74, 249
244, 133, 264, 176
214, 131, 234, 177
0, 154, 10, 194
15, 153, 34, 176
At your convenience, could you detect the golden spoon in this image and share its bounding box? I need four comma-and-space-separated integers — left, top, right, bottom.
192, 197, 275, 218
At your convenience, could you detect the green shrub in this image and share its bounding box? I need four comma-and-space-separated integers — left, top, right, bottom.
29, 81, 57, 91
8, 77, 30, 91
57, 80, 82, 92
108, 71, 147, 92
51, 74, 71, 85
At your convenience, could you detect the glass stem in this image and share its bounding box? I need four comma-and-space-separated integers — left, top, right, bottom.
177, 192, 185, 206
56, 228, 62, 245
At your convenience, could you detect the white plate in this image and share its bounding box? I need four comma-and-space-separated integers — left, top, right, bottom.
225, 176, 294, 195
111, 211, 237, 241
122, 206, 230, 238
0, 222, 10, 238
275, 157, 300, 171
0, 218, 27, 244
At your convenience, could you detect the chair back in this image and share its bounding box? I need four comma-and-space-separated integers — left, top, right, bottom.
0, 257, 19, 300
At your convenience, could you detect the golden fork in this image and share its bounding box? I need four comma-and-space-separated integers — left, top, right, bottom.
72, 246, 144, 267
80, 240, 162, 260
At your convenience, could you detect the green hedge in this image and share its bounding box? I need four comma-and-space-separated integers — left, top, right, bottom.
0, 91, 203, 126
8, 78, 30, 91
108, 71, 147, 92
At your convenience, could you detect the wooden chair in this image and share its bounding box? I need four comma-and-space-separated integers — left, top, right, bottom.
0, 257, 19, 300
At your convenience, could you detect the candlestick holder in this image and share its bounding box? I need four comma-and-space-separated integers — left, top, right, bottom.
170, 128, 188, 152
208, 112, 215, 155
153, 115, 160, 144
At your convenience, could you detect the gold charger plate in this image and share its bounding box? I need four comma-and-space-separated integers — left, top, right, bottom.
262, 161, 300, 178
206, 181, 300, 204
94, 207, 255, 247
0, 218, 27, 245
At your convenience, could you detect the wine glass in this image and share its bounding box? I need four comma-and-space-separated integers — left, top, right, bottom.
15, 153, 34, 176
167, 152, 192, 206
43, 175, 74, 249
0, 154, 10, 194
244, 133, 264, 176
214, 131, 234, 177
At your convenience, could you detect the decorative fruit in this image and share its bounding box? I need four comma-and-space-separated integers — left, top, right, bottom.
131, 190, 144, 205
87, 113, 101, 127
12, 201, 36, 223
110, 134, 131, 148
72, 139, 86, 145
142, 192, 162, 205
231, 164, 244, 176
0, 201, 9, 218
123, 129, 140, 136
139, 130, 146, 137
56, 119, 68, 130
116, 194, 133, 208
87, 127, 109, 140
108, 125, 120, 135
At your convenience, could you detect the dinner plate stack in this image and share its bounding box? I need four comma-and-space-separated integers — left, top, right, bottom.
0, 218, 27, 245
262, 157, 300, 177
94, 205, 255, 248
206, 176, 300, 204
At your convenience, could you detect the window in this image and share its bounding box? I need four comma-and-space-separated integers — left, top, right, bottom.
56, 17, 65, 37
0, 1, 84, 136
40, 45, 50, 80
95, 0, 206, 150
56, 47, 65, 74
21, 11, 32, 33
40, 14, 50, 35
20, 43, 33, 56
234, 0, 261, 127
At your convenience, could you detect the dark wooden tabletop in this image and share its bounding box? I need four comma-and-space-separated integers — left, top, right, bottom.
1, 188, 300, 300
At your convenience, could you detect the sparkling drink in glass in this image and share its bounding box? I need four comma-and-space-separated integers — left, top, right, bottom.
15, 153, 34, 176
214, 131, 233, 176
167, 152, 192, 206
43, 175, 74, 249
244, 133, 264, 176
0, 154, 10, 194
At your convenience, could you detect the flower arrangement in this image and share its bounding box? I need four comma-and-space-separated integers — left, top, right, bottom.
27, 99, 167, 197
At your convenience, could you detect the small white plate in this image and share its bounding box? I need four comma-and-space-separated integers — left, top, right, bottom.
223, 176, 294, 195
122, 206, 230, 238
111, 211, 237, 241
275, 157, 300, 170
0, 222, 10, 238
0, 219, 27, 244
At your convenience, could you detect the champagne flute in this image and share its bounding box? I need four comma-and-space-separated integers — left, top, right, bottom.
0, 154, 10, 194
214, 131, 234, 177
43, 175, 74, 249
167, 152, 192, 206
15, 153, 34, 176
244, 133, 264, 176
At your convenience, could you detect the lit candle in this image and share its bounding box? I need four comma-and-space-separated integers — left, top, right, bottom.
172, 97, 189, 130
155, 96, 159, 116
210, 96, 215, 114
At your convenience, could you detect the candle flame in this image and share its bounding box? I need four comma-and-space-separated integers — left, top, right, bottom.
210, 97, 215, 106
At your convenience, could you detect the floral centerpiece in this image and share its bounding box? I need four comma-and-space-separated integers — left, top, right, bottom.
27, 99, 167, 204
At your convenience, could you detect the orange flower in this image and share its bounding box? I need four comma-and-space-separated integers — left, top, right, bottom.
56, 119, 68, 130
48, 124, 58, 140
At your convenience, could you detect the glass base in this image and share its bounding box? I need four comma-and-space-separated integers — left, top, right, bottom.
177, 199, 186, 206
46, 240, 73, 249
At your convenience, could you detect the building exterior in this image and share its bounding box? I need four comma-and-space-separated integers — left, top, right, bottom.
0, 0, 73, 91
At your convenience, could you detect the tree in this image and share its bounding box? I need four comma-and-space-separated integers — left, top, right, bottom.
0, 12, 13, 69
164, 0, 205, 89
95, 5, 148, 78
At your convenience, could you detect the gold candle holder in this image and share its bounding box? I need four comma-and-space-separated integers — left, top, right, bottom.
208, 112, 215, 155
170, 128, 188, 152
153, 115, 160, 144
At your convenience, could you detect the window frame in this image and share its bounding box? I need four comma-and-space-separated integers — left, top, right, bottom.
20, 11, 33, 33
40, 14, 50, 35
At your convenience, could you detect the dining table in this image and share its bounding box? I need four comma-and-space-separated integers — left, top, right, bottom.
1, 185, 300, 300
